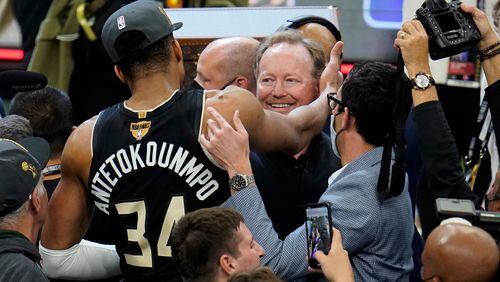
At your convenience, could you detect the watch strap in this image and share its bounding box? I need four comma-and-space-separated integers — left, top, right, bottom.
229, 174, 255, 191
411, 72, 435, 90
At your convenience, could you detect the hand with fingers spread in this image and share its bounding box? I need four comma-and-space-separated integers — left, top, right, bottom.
199, 107, 252, 181
314, 228, 354, 282
319, 41, 344, 94
393, 20, 431, 77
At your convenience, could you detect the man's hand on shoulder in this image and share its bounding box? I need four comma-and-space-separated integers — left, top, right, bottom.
199, 107, 252, 179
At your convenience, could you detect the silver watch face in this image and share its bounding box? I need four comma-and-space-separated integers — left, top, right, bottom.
415, 74, 430, 89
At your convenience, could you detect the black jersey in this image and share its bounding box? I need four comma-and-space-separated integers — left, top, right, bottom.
88, 89, 230, 281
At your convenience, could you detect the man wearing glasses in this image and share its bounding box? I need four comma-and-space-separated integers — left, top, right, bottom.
200, 59, 414, 280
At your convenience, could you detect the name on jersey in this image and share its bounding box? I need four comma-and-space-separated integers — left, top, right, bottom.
90, 141, 220, 214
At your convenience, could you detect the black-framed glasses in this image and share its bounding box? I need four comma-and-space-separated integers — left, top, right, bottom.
327, 92, 355, 117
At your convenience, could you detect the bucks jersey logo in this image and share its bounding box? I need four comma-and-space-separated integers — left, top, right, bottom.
130, 121, 151, 140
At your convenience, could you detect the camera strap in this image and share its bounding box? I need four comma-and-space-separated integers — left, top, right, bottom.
377, 52, 412, 200
465, 97, 494, 190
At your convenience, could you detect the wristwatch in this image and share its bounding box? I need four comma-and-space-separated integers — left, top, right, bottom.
229, 174, 255, 191
411, 73, 435, 90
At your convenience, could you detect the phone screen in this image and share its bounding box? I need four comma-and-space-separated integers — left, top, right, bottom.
306, 204, 332, 268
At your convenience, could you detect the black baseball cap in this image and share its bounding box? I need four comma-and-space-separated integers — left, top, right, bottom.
101, 0, 183, 63
0, 137, 50, 216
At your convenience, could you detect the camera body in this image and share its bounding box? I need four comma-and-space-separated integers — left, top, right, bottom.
436, 198, 500, 240
416, 0, 480, 60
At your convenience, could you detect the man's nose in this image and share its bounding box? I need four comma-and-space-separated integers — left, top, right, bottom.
271, 81, 287, 98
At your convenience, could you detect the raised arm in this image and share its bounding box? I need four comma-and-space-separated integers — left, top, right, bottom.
460, 3, 499, 85
394, 20, 478, 202
204, 41, 343, 154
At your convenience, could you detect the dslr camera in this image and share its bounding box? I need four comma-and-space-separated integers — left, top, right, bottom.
416, 0, 481, 60
436, 198, 500, 240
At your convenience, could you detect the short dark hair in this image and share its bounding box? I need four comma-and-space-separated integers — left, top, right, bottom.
341, 62, 397, 146
115, 32, 174, 81
171, 207, 244, 282
228, 267, 282, 282
0, 115, 33, 140
9, 86, 72, 157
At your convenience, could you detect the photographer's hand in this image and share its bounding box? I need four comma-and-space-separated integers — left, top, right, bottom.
460, 3, 499, 85
394, 20, 439, 106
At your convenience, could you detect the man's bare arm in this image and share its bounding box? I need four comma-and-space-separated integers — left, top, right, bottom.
41, 118, 95, 249
204, 42, 343, 154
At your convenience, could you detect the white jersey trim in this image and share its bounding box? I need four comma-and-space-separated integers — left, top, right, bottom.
122, 89, 180, 112
198, 90, 224, 170
90, 111, 103, 158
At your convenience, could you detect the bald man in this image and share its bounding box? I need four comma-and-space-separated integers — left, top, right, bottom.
194, 37, 259, 93
298, 23, 337, 58
421, 223, 499, 282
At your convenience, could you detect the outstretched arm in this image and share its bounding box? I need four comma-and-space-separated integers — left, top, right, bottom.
204, 41, 343, 155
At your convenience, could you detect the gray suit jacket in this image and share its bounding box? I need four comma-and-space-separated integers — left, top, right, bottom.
223, 147, 414, 281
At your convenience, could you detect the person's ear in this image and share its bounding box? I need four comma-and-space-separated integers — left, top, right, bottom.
114, 65, 127, 84
234, 76, 248, 90
173, 40, 183, 63
219, 254, 238, 276
342, 107, 351, 129
29, 186, 43, 214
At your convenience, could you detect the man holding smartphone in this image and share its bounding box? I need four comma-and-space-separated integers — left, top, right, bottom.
200, 58, 414, 280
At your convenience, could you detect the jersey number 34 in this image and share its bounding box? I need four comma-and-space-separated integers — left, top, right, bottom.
115, 196, 185, 268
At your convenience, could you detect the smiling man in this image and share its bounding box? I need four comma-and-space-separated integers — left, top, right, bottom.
250, 30, 341, 240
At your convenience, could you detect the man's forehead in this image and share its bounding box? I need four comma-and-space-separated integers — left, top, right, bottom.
260, 43, 313, 69
237, 222, 253, 241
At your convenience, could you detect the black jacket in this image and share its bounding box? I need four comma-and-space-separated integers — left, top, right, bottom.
0, 230, 48, 282
485, 80, 500, 156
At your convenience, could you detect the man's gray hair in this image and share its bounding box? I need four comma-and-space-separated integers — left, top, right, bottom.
254, 30, 326, 82
0, 181, 44, 227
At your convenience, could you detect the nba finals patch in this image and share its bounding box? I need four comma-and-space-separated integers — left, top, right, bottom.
130, 121, 151, 141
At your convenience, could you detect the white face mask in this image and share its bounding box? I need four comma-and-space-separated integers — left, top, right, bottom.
330, 115, 341, 158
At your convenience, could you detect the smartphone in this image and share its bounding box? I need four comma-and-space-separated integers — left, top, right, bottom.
305, 203, 333, 269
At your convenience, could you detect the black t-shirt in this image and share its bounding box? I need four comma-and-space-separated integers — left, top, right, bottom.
250, 133, 341, 239
88, 89, 230, 281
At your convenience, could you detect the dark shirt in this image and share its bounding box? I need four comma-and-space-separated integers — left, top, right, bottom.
0, 230, 48, 282
413, 100, 479, 237
485, 80, 500, 156
250, 133, 341, 239
44, 178, 59, 199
